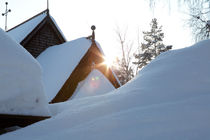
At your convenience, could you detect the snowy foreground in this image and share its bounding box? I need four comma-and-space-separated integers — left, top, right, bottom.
1, 31, 210, 139
0, 29, 49, 116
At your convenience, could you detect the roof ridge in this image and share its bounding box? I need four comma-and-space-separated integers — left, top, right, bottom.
7, 9, 48, 32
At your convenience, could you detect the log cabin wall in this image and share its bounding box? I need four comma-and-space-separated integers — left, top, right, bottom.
21, 22, 64, 58
51, 42, 120, 103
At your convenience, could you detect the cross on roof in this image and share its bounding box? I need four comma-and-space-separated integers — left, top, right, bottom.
2, 2, 11, 31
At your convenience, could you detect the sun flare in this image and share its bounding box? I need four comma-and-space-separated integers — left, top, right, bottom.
103, 56, 115, 67
103, 58, 112, 67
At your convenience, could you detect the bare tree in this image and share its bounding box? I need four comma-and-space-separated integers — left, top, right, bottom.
149, 0, 209, 8
148, 0, 210, 41
187, 1, 210, 41
111, 27, 134, 85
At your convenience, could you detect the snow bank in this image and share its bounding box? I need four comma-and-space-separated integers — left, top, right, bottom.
2, 40, 210, 139
37, 38, 92, 101
0, 28, 49, 116
70, 69, 115, 100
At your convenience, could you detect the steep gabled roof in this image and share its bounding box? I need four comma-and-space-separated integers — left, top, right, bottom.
37, 37, 92, 101
37, 37, 120, 102
7, 10, 66, 44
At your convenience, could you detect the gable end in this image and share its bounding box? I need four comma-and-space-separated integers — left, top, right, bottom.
21, 16, 66, 57
50, 42, 120, 103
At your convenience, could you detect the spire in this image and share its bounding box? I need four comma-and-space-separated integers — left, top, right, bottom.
47, 0, 49, 15
47, 0, 49, 10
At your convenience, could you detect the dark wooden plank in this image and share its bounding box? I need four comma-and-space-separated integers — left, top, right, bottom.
0, 114, 50, 129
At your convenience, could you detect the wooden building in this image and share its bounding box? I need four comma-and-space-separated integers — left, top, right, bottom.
38, 37, 121, 103
7, 10, 121, 103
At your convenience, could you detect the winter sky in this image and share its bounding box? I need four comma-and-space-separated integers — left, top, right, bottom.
0, 0, 193, 61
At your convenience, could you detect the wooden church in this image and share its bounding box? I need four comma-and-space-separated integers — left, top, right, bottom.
0, 8, 121, 133
7, 9, 121, 103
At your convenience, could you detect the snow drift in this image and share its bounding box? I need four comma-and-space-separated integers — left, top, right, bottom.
0, 28, 49, 116
2, 40, 210, 139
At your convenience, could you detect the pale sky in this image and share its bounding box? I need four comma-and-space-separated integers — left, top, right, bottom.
0, 0, 193, 61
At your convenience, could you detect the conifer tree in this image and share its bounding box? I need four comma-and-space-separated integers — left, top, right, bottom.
133, 18, 172, 69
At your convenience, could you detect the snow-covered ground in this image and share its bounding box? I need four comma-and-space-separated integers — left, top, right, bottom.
0, 29, 50, 116
1, 38, 210, 139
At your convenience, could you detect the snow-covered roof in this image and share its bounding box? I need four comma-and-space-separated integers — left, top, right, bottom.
2, 39, 210, 139
49, 15, 67, 41
7, 11, 47, 43
70, 69, 115, 100
7, 10, 66, 43
0, 28, 50, 116
37, 38, 93, 101
37, 37, 119, 102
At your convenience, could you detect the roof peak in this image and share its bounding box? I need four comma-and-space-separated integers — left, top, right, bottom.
7, 9, 49, 32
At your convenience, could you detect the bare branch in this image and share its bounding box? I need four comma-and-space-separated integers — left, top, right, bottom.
112, 27, 134, 85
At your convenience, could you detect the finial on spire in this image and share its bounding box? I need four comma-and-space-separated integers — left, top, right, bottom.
47, 0, 49, 10
91, 25, 96, 41
2, 2, 11, 31
46, 0, 49, 15
86, 25, 96, 41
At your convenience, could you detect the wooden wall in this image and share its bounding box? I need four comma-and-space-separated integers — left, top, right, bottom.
22, 23, 64, 58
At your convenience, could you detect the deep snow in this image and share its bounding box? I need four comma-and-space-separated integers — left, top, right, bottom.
1, 39, 210, 139
0, 28, 50, 116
